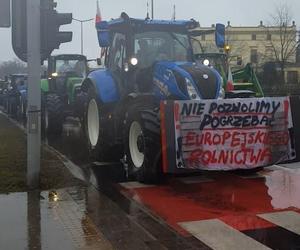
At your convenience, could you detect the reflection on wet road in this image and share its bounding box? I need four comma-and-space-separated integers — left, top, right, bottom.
0, 188, 113, 250
44, 118, 300, 250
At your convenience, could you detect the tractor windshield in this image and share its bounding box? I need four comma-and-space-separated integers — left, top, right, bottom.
56, 59, 87, 78
196, 54, 228, 78
11, 75, 28, 88
134, 31, 192, 68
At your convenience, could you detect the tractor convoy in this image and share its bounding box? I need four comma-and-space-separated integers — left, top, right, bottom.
1, 13, 267, 183
41, 54, 88, 133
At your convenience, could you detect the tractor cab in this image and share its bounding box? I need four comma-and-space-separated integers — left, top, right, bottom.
5, 74, 28, 102
49, 54, 88, 79
9, 74, 28, 91
95, 14, 226, 99
46, 54, 88, 100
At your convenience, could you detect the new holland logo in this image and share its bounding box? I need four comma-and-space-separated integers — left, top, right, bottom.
203, 74, 209, 80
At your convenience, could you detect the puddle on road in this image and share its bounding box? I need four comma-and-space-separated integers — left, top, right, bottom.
46, 117, 90, 167
0, 187, 113, 250
263, 167, 300, 209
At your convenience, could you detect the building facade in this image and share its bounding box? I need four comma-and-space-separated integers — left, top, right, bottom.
197, 21, 299, 84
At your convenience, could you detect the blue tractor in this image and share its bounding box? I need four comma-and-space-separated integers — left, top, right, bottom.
2, 74, 28, 120
81, 13, 225, 183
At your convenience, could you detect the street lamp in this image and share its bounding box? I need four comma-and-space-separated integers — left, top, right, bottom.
72, 17, 94, 55
151, 0, 154, 19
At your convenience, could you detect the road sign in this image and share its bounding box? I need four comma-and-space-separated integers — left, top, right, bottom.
0, 0, 11, 27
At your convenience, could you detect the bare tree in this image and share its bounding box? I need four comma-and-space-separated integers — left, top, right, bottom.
267, 3, 298, 83
0, 59, 27, 79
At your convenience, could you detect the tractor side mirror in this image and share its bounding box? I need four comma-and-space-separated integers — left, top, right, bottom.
96, 58, 102, 66
96, 21, 110, 47
215, 23, 225, 48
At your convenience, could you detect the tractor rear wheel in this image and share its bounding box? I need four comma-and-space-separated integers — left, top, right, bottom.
44, 93, 64, 134
123, 101, 162, 183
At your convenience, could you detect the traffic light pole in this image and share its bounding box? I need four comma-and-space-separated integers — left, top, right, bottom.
27, 0, 41, 189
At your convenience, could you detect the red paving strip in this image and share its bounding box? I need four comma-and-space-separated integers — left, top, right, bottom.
120, 170, 300, 236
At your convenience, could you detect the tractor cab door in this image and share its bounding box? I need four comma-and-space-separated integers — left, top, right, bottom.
108, 32, 128, 97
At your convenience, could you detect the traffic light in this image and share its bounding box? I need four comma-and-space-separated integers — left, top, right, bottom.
41, 0, 73, 59
12, 0, 73, 62
0, 0, 11, 27
12, 0, 27, 62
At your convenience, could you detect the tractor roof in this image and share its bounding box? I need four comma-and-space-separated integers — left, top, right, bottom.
10, 73, 27, 77
105, 13, 199, 33
52, 54, 87, 60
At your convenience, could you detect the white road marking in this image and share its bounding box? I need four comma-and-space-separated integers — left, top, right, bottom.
258, 211, 300, 235
274, 163, 300, 171
179, 219, 271, 250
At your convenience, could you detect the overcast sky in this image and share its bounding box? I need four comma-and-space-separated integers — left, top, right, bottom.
0, 0, 300, 62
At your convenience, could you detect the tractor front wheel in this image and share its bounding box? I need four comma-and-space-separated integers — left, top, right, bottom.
123, 102, 162, 183
43, 93, 64, 134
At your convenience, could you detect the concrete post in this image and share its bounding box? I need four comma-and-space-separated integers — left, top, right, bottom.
27, 0, 41, 189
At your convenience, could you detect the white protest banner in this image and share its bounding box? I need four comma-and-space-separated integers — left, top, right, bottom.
173, 97, 295, 170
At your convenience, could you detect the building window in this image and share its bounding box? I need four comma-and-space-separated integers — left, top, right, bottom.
287, 71, 298, 84
201, 34, 205, 41
251, 34, 257, 40
267, 34, 272, 40
237, 56, 243, 65
250, 49, 258, 63
265, 46, 274, 60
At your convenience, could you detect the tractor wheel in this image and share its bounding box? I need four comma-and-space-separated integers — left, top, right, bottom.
123, 102, 162, 183
16, 95, 26, 122
44, 93, 64, 134
21, 98, 27, 122
8, 96, 18, 118
84, 87, 110, 161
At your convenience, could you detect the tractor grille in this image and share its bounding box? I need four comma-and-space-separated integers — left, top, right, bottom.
180, 64, 218, 99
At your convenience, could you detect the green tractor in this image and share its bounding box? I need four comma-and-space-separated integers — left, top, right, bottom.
41, 54, 88, 134
194, 52, 264, 97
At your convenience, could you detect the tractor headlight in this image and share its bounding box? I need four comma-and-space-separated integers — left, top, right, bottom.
51, 72, 58, 77
130, 57, 138, 66
185, 77, 200, 100
203, 59, 210, 66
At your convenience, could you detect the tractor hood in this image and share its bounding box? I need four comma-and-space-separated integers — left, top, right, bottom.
153, 61, 222, 100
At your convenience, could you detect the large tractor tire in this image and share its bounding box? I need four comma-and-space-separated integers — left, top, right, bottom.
8, 96, 18, 118
43, 93, 64, 134
21, 98, 27, 122
123, 101, 162, 183
16, 95, 26, 122
83, 87, 112, 161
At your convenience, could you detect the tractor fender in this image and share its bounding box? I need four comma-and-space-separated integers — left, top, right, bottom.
82, 69, 119, 103
126, 93, 158, 104
119, 93, 159, 118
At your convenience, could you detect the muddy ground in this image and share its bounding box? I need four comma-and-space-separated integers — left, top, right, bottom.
0, 113, 85, 193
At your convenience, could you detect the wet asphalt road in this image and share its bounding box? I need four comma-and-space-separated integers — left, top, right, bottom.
46, 117, 206, 249
44, 118, 300, 250
2, 112, 300, 249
